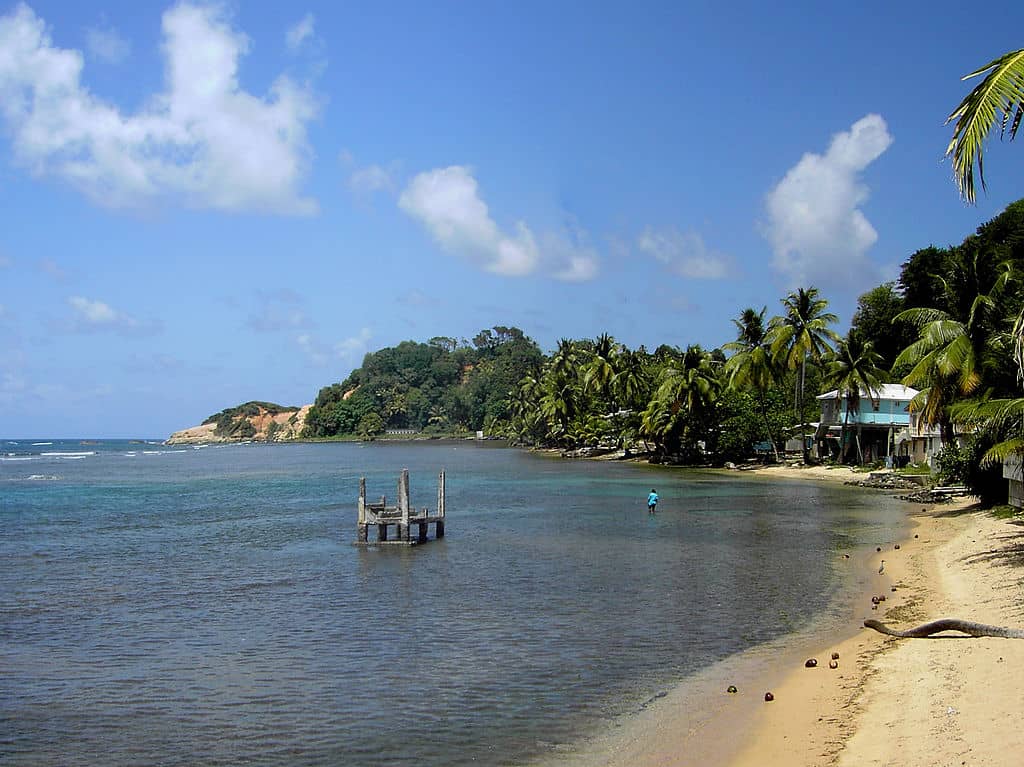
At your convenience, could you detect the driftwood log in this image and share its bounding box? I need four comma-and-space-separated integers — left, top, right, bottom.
864, 618, 1024, 639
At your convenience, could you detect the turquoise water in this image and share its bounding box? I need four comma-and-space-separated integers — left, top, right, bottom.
1, 440, 905, 766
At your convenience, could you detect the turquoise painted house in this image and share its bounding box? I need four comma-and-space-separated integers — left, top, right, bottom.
814, 384, 919, 463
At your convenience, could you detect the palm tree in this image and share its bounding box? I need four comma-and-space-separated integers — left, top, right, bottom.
582, 333, 619, 411
945, 303, 1024, 479
824, 334, 888, 464
540, 339, 583, 447
642, 345, 720, 459
548, 338, 580, 382
768, 287, 840, 463
945, 47, 1024, 203
611, 348, 651, 414
506, 374, 544, 443
894, 257, 1014, 442
723, 307, 780, 461
952, 395, 1024, 470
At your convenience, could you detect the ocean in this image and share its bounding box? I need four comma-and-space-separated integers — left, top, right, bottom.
0, 439, 906, 766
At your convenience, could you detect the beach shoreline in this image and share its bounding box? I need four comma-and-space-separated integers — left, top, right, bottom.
557, 463, 1023, 767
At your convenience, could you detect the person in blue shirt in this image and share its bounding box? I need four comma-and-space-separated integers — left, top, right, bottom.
647, 489, 658, 513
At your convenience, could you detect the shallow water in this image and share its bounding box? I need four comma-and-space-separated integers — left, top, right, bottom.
0, 440, 906, 766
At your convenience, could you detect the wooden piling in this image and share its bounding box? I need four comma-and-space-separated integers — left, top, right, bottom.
354, 468, 447, 546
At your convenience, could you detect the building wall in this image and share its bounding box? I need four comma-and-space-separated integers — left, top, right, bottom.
1005, 454, 1023, 508
834, 398, 912, 426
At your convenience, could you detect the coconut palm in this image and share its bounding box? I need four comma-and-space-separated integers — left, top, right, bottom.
506, 374, 544, 443
945, 302, 1024, 477
612, 348, 651, 414
952, 395, 1024, 469
642, 345, 720, 458
945, 47, 1024, 204
539, 339, 584, 447
894, 258, 1015, 442
723, 307, 780, 461
582, 333, 619, 410
768, 287, 840, 463
823, 334, 888, 464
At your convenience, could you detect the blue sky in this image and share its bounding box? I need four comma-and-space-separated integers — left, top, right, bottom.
1, 1, 1022, 438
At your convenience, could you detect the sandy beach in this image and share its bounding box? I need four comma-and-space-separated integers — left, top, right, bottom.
570, 463, 1024, 767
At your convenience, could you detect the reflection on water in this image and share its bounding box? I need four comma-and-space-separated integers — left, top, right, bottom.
0, 441, 905, 766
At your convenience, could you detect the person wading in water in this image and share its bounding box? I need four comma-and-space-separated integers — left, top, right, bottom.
647, 489, 659, 513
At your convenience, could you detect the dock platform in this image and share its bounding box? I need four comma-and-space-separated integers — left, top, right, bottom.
356, 468, 446, 546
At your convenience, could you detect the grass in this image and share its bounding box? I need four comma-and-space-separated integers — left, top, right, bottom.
896, 464, 933, 476
989, 504, 1024, 520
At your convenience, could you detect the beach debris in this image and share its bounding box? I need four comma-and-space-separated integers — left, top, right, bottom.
864, 618, 1024, 639
876, 547, 882, 552
764, 692, 774, 702
831, 652, 840, 660
894, 543, 901, 550
845, 474, 921, 491
727, 685, 738, 694
805, 658, 818, 668
891, 586, 897, 592
878, 560, 885, 574
879, 594, 886, 601
871, 596, 880, 605
829, 659, 839, 669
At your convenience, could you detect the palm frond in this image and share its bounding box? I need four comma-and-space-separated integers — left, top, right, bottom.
895, 306, 950, 329
981, 437, 1024, 467
945, 48, 1024, 203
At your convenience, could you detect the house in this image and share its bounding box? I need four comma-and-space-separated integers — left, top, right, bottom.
897, 411, 949, 466
1006, 454, 1023, 508
815, 384, 918, 463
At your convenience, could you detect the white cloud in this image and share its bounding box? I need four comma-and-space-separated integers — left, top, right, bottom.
637, 227, 730, 279
542, 232, 599, 282
84, 24, 130, 63
0, 3, 318, 214
69, 296, 117, 324
399, 166, 536, 276
285, 13, 315, 52
66, 295, 154, 334
398, 165, 598, 281
764, 114, 893, 288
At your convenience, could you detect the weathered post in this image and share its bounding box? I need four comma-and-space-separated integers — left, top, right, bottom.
357, 477, 368, 543
399, 468, 411, 542
436, 469, 445, 539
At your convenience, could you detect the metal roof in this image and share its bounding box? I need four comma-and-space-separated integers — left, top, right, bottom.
816, 383, 919, 401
